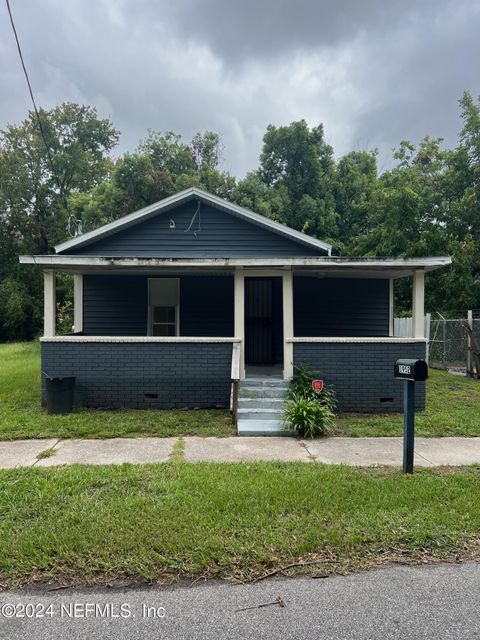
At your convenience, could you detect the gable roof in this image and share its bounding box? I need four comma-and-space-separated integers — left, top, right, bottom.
55, 187, 332, 255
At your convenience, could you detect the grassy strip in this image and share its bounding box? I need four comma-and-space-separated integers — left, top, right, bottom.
334, 368, 480, 437
0, 342, 233, 440
169, 438, 185, 463
36, 446, 57, 460
0, 463, 479, 587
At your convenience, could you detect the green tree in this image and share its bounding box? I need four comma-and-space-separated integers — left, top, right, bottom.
350, 138, 448, 258
191, 131, 222, 171
334, 150, 378, 250
233, 172, 288, 221
259, 120, 336, 237
0, 102, 119, 339
0, 102, 119, 253
138, 130, 196, 176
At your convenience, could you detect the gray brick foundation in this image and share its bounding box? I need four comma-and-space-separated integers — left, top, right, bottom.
41, 341, 233, 409
293, 341, 427, 412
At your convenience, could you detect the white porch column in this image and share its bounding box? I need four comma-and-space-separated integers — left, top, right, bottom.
412, 270, 425, 338
389, 278, 394, 336
43, 270, 56, 337
283, 269, 294, 379
73, 274, 83, 333
234, 267, 245, 379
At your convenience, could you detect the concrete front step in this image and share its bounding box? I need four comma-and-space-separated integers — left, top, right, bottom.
238, 375, 290, 436
239, 386, 287, 399
237, 419, 294, 437
238, 408, 283, 421
242, 377, 289, 388
238, 398, 285, 410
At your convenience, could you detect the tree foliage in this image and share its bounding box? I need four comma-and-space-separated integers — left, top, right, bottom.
1, 93, 480, 340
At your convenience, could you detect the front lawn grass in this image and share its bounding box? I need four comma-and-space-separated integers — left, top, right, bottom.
0, 462, 479, 587
0, 342, 233, 440
335, 368, 480, 437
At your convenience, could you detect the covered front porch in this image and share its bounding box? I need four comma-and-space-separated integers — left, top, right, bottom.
21, 255, 450, 413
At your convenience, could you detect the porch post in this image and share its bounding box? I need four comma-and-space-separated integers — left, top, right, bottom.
412, 270, 425, 339
43, 270, 56, 337
73, 274, 83, 333
389, 278, 394, 336
234, 267, 245, 379
283, 269, 294, 379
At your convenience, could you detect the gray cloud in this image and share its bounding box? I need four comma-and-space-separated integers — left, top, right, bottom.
0, 0, 478, 177
162, 0, 427, 64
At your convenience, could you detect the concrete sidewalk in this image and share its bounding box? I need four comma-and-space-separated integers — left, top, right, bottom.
1, 436, 480, 468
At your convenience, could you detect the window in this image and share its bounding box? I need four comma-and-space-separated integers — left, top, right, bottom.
148, 278, 179, 336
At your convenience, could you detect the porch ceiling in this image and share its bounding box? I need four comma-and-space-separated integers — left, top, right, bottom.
19, 255, 452, 279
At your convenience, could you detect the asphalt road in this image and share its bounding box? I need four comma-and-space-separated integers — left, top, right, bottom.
1, 561, 479, 639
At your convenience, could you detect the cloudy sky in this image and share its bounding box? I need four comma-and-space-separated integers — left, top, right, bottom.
1, 0, 479, 176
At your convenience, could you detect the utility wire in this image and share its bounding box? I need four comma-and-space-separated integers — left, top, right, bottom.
5, 0, 68, 207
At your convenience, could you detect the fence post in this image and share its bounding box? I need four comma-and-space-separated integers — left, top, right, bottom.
442, 319, 447, 370
425, 313, 431, 363
467, 310, 473, 377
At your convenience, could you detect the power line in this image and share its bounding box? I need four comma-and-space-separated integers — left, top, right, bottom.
5, 0, 67, 206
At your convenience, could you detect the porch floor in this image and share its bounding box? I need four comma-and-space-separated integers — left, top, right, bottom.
245, 364, 283, 378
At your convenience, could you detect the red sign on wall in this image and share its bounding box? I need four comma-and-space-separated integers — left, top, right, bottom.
312, 379, 324, 394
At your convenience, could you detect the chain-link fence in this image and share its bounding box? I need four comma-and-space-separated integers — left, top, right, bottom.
429, 311, 480, 374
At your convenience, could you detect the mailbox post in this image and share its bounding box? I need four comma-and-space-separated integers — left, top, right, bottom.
394, 359, 428, 474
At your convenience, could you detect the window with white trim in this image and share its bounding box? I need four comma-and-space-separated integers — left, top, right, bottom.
148, 278, 179, 336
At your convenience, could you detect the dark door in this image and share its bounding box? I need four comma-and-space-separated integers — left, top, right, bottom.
245, 278, 274, 365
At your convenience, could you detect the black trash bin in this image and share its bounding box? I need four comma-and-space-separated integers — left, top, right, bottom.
45, 377, 75, 414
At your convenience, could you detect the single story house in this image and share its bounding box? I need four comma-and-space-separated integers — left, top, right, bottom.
20, 187, 450, 433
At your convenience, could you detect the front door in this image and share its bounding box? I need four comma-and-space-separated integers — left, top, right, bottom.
245, 278, 274, 365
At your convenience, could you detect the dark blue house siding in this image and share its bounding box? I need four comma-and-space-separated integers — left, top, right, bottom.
83, 275, 148, 336
293, 341, 426, 412
41, 341, 233, 409
294, 276, 389, 337
67, 202, 323, 257
83, 274, 234, 337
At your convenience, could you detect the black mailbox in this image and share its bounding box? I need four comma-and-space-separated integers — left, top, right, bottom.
394, 358, 428, 382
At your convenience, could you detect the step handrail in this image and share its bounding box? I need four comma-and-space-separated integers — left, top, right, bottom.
230, 342, 241, 431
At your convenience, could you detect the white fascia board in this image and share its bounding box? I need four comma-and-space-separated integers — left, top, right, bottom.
287, 337, 428, 343
40, 336, 241, 343
54, 187, 332, 255
19, 255, 453, 271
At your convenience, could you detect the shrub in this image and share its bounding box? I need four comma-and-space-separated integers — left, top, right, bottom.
283, 363, 337, 437
288, 362, 336, 409
283, 392, 334, 438
0, 278, 35, 341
